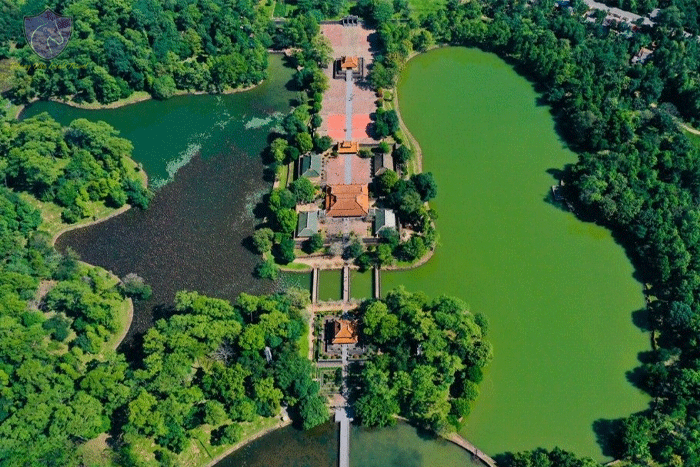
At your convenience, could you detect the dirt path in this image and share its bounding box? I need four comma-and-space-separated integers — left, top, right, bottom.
680, 122, 700, 136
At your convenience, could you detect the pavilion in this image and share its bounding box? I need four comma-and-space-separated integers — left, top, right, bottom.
337, 141, 359, 154
331, 319, 358, 345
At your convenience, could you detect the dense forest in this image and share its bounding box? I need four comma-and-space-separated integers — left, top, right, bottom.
0, 113, 150, 222
3, 0, 270, 103
353, 288, 492, 433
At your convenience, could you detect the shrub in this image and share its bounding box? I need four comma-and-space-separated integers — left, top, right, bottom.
120, 273, 152, 300
255, 259, 279, 280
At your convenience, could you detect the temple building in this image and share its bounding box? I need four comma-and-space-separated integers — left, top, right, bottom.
325, 185, 369, 218
331, 319, 358, 345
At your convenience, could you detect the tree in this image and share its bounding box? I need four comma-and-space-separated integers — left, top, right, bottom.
374, 109, 400, 138
290, 177, 317, 203
376, 170, 399, 195
304, 233, 324, 254
295, 132, 314, 154
252, 228, 275, 254
269, 188, 296, 212
275, 209, 298, 234
276, 237, 296, 264
393, 145, 411, 166
298, 394, 329, 429
412, 172, 437, 201
270, 138, 289, 163
120, 273, 152, 300
399, 236, 427, 261
254, 259, 279, 280
152, 75, 176, 100
314, 135, 333, 152
343, 238, 364, 259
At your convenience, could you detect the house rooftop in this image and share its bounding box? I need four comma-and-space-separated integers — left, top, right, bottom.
374, 209, 396, 235
297, 210, 319, 237
300, 154, 322, 178
340, 56, 359, 69
332, 319, 358, 344
325, 185, 369, 218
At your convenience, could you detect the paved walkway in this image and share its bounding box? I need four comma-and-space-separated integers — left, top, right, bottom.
335, 406, 352, 467
345, 70, 353, 140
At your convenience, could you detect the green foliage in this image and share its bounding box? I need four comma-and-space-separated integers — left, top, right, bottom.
357, 289, 491, 432
304, 233, 324, 254
374, 109, 400, 138
315, 135, 333, 153
268, 188, 297, 213
120, 273, 152, 300
343, 238, 364, 260
211, 423, 243, 446
255, 258, 280, 280
8, 0, 269, 103
0, 114, 148, 221
276, 237, 297, 264
295, 132, 314, 154
411, 172, 437, 201
152, 76, 177, 100
253, 228, 275, 254
393, 145, 412, 166
499, 447, 599, 467
275, 209, 298, 234
290, 177, 317, 203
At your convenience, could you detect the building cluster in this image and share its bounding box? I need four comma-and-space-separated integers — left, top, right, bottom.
296, 139, 398, 242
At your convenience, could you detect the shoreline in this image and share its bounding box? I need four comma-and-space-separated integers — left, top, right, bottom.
394, 415, 496, 467
202, 419, 292, 467
13, 81, 262, 118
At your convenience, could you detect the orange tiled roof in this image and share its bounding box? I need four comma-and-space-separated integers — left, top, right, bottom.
340, 56, 359, 69
332, 319, 358, 344
325, 185, 369, 217
337, 141, 359, 154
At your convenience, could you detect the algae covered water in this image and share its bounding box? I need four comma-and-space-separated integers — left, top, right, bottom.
387, 47, 649, 459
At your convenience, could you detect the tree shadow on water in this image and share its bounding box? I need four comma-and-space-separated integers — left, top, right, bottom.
592, 418, 623, 458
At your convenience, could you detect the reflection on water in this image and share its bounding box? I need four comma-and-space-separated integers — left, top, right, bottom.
215, 422, 338, 467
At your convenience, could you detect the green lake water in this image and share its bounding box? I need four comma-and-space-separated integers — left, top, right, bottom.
318, 270, 343, 301
351, 423, 484, 467
387, 47, 650, 460
350, 270, 373, 300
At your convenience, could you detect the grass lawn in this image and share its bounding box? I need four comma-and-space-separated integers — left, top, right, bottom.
408, 0, 445, 18
258, 0, 275, 18
281, 260, 312, 272
298, 322, 310, 359
273, 0, 287, 17
78, 434, 118, 467
685, 129, 700, 149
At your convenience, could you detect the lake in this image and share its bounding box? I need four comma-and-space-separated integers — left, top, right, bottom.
21, 55, 297, 346
385, 47, 650, 460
